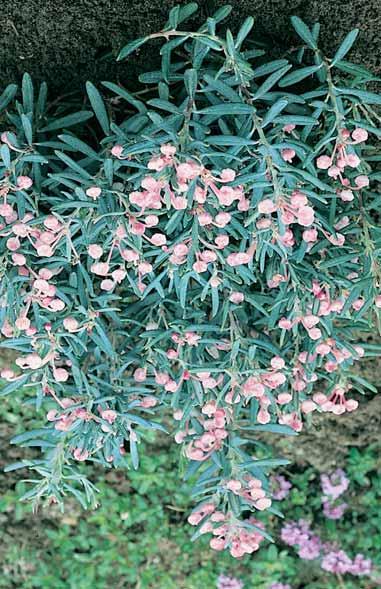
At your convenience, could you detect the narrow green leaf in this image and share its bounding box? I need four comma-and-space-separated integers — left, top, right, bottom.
278, 64, 321, 87
11, 428, 51, 445
240, 458, 291, 468
184, 68, 198, 99
211, 4, 232, 23
54, 150, 93, 180
331, 29, 359, 66
36, 82, 48, 117
101, 81, 147, 113
0, 83, 17, 113
117, 37, 148, 61
130, 437, 139, 469
4, 461, 34, 472
0, 374, 30, 396
335, 87, 381, 106
253, 59, 289, 78
21, 114, 33, 145
147, 99, 181, 114
242, 423, 298, 435
22, 73, 34, 113
273, 115, 318, 126
1, 144, 11, 168
206, 136, 256, 146
226, 29, 236, 56
177, 2, 198, 23
197, 103, 254, 117
86, 82, 110, 135
198, 36, 222, 51
253, 65, 292, 100
202, 74, 241, 102
167, 5, 180, 28
235, 16, 254, 48
291, 16, 318, 50
39, 111, 93, 132
58, 134, 101, 160
334, 61, 373, 78
180, 273, 190, 308
261, 99, 288, 127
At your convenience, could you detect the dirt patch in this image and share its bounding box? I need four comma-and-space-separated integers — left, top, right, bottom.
0, 0, 380, 94
264, 394, 381, 471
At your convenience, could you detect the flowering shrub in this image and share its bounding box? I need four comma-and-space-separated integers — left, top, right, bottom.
0, 2, 380, 558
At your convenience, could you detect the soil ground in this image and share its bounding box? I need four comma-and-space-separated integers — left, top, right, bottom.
0, 0, 380, 93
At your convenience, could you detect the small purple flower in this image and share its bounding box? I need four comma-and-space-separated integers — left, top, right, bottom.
349, 554, 372, 576
281, 520, 311, 546
281, 518, 373, 580
268, 584, 291, 589
320, 469, 349, 501
272, 475, 292, 500
321, 550, 353, 574
217, 575, 244, 589
281, 520, 323, 560
297, 534, 322, 560
322, 498, 348, 520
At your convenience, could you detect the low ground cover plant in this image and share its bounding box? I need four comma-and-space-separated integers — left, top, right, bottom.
0, 396, 380, 588
0, 2, 380, 559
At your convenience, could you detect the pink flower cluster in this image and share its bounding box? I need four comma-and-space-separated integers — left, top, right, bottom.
1, 208, 65, 259
86, 146, 257, 293
88, 225, 133, 291
184, 402, 229, 461
189, 501, 265, 557
0, 208, 70, 369
313, 385, 358, 415
210, 519, 265, 558
316, 127, 369, 201
240, 356, 296, 426
257, 190, 315, 242
46, 398, 120, 438
112, 145, 256, 280
47, 397, 90, 432
225, 477, 272, 511
278, 281, 369, 350
13, 350, 70, 383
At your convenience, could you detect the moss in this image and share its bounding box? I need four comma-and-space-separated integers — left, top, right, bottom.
0, 0, 380, 95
